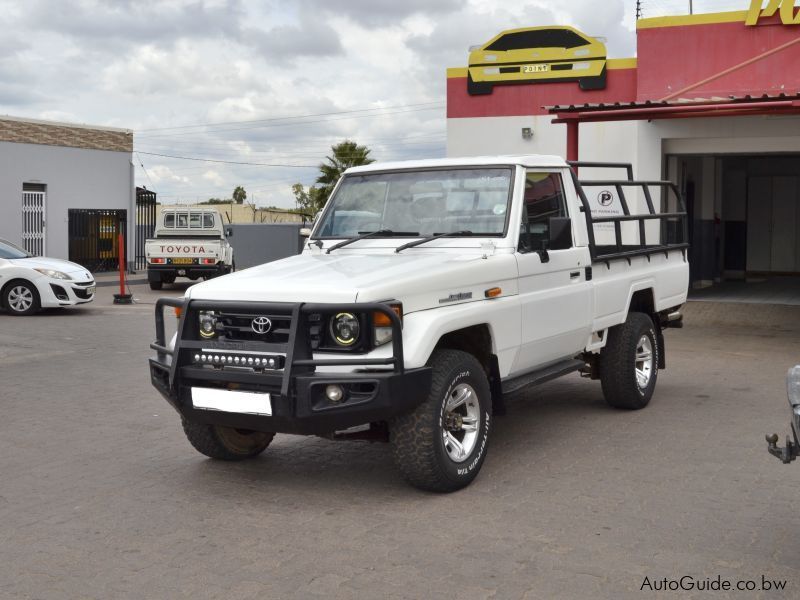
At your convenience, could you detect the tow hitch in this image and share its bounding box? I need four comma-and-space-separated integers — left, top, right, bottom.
766, 433, 799, 464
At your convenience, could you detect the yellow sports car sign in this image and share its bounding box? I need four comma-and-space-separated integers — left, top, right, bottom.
467, 26, 608, 95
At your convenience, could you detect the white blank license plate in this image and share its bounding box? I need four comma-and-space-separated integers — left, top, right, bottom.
191, 387, 272, 416
86, 286, 96, 295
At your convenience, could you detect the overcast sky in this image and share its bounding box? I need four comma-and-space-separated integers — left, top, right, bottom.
0, 0, 748, 207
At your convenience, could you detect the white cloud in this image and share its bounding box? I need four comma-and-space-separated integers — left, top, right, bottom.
202, 169, 225, 186
4, 0, 745, 206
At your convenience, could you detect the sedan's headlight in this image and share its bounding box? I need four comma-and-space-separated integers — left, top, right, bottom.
34, 268, 72, 281
330, 312, 360, 347
199, 311, 218, 339
788, 366, 800, 407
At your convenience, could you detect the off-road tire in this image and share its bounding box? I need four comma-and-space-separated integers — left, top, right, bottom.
599, 312, 659, 410
3, 280, 41, 315
149, 281, 163, 291
390, 349, 492, 492
181, 419, 274, 460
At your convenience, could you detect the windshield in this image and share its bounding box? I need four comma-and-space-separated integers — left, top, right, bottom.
0, 239, 31, 259
314, 168, 513, 239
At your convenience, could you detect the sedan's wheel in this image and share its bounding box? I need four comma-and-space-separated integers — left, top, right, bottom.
4, 281, 40, 315
599, 312, 659, 410
182, 419, 274, 460
390, 349, 492, 492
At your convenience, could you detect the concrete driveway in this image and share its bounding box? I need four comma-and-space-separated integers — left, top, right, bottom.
0, 280, 798, 599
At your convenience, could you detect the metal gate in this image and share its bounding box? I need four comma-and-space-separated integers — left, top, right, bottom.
68, 209, 127, 272
22, 188, 46, 256
135, 187, 157, 270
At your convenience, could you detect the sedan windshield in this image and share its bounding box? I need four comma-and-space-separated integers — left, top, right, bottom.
0, 239, 31, 259
314, 168, 513, 239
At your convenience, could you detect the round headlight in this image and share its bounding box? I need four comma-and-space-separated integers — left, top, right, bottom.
330, 312, 360, 346
199, 312, 217, 339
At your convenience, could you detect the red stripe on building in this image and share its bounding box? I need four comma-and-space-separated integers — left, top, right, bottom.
447, 68, 638, 119
637, 15, 800, 100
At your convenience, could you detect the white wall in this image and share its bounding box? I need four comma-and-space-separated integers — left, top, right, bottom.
0, 141, 133, 261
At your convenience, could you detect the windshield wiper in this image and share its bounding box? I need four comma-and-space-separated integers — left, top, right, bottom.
394, 231, 473, 253
325, 229, 419, 254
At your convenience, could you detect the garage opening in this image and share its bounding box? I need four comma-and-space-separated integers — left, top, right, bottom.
668, 153, 800, 305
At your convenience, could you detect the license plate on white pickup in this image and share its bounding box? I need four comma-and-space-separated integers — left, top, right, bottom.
191, 387, 272, 416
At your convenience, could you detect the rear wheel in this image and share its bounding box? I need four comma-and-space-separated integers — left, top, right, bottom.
149, 281, 163, 291
3, 281, 40, 315
182, 419, 274, 460
390, 350, 492, 492
599, 312, 659, 410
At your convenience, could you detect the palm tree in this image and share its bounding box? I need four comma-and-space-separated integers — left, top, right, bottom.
315, 140, 375, 204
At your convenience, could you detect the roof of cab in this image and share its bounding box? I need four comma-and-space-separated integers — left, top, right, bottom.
344, 155, 568, 175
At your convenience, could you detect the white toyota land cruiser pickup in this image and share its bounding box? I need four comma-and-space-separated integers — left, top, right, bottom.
145, 207, 234, 290
149, 156, 689, 492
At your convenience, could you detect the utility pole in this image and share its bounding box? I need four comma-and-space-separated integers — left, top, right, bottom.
636, 0, 642, 19
689, 0, 693, 15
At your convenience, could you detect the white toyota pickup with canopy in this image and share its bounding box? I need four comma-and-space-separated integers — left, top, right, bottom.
149, 155, 689, 492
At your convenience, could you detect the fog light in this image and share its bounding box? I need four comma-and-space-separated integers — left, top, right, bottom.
325, 385, 344, 403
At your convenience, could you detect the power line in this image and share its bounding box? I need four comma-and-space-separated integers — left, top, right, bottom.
135, 101, 444, 133
135, 152, 158, 192
136, 106, 446, 139
135, 151, 317, 168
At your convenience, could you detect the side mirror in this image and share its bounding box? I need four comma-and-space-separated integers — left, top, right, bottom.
548, 217, 572, 251
299, 227, 312, 237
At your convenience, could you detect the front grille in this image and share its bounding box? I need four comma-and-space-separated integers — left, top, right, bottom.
217, 310, 293, 344
73, 287, 94, 300
74, 280, 95, 287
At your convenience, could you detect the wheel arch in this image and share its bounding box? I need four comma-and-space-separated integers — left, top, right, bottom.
625, 287, 665, 370
0, 277, 41, 311
432, 324, 504, 415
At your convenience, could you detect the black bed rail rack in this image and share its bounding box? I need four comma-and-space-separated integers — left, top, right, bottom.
150, 297, 405, 398
568, 161, 689, 265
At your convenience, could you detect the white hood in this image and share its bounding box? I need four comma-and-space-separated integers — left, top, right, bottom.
186, 250, 519, 312
10, 257, 93, 281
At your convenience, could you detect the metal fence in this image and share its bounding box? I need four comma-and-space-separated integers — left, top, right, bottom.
67, 209, 127, 272
135, 187, 157, 271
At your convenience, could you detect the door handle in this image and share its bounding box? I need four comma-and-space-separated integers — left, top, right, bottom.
570, 271, 581, 280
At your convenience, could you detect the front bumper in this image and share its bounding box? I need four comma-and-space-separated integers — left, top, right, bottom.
36, 278, 95, 307
149, 298, 432, 436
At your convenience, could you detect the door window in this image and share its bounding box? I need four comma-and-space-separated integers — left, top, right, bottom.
519, 171, 569, 253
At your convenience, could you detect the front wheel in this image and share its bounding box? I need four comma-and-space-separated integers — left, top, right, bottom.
390, 350, 492, 492
3, 281, 41, 315
599, 312, 659, 410
182, 419, 274, 460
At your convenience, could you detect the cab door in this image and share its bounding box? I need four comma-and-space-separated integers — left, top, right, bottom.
512, 170, 592, 374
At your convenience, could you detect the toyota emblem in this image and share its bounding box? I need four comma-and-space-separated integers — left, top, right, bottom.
251, 316, 272, 334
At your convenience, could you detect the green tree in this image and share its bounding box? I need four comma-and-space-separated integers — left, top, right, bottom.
291, 140, 375, 216
292, 183, 326, 216
232, 186, 247, 205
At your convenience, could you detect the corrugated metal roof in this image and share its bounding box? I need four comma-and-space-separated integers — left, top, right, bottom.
547, 92, 800, 113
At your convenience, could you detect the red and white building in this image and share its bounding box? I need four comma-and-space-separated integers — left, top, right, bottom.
447, 6, 800, 289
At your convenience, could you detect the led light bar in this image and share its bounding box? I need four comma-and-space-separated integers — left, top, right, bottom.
192, 353, 283, 370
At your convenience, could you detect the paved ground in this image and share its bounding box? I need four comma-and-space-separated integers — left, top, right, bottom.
1, 280, 799, 599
